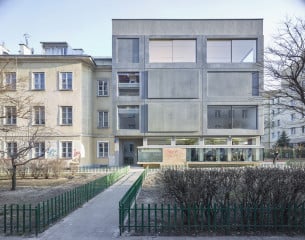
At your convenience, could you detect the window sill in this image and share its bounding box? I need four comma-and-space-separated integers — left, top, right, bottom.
60, 124, 73, 126
59, 89, 73, 91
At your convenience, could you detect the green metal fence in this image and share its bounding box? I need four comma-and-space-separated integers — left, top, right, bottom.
120, 202, 305, 234
0, 166, 129, 236
119, 170, 305, 235
119, 168, 147, 235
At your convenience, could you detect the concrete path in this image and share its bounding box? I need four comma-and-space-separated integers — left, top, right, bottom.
38, 168, 143, 240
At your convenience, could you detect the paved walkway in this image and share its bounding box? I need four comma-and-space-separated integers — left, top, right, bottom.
38, 168, 143, 240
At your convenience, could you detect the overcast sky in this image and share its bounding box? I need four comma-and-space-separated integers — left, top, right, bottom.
0, 0, 305, 57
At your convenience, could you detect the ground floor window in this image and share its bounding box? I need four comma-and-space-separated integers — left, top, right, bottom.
97, 141, 109, 158
61, 141, 72, 158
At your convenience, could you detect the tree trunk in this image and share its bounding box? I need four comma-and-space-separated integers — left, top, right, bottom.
11, 164, 17, 191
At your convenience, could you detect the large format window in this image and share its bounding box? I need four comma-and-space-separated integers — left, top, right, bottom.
118, 72, 140, 96
32, 72, 45, 90
5, 72, 16, 90
59, 72, 72, 90
97, 80, 108, 96
98, 111, 109, 128
60, 106, 72, 125
149, 39, 196, 63
208, 106, 257, 129
4, 106, 17, 125
61, 141, 72, 158
117, 38, 139, 63
97, 141, 109, 158
33, 106, 45, 125
118, 106, 139, 129
207, 40, 256, 63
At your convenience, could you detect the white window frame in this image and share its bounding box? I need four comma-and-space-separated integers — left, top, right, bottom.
60, 106, 73, 125
97, 80, 108, 96
7, 142, 17, 158
4, 106, 17, 125
61, 141, 72, 158
33, 106, 45, 125
59, 72, 73, 90
291, 127, 296, 135
97, 141, 109, 158
5, 72, 16, 90
98, 111, 109, 128
33, 142, 45, 158
32, 72, 45, 90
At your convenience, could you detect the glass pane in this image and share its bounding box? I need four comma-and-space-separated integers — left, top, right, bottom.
207, 106, 232, 129
232, 40, 256, 62
232, 106, 257, 129
149, 40, 172, 63
186, 148, 202, 161
118, 106, 139, 129
232, 137, 256, 145
117, 39, 139, 63
147, 137, 171, 145
172, 40, 196, 62
176, 138, 199, 145
204, 138, 227, 145
207, 40, 231, 62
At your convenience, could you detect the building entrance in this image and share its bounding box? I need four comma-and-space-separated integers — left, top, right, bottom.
121, 139, 142, 165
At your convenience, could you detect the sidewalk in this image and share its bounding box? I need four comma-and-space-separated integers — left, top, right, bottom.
38, 167, 143, 240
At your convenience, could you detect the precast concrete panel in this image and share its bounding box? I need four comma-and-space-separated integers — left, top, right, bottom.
148, 102, 200, 132
148, 69, 199, 98
207, 72, 253, 97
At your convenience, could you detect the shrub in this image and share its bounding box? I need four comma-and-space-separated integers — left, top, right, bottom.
162, 167, 305, 207
49, 159, 66, 178
29, 159, 45, 179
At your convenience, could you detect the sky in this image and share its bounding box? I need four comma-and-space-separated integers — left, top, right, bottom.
0, 0, 305, 57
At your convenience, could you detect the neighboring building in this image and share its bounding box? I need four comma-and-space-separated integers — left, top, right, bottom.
0, 19, 265, 167
263, 94, 305, 149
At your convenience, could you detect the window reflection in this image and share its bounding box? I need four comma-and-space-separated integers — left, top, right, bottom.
207, 39, 256, 63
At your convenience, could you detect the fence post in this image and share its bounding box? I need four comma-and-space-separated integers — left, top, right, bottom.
35, 203, 40, 236
4, 204, 6, 234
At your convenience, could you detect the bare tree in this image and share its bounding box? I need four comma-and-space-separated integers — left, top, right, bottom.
0, 60, 54, 190
265, 18, 305, 115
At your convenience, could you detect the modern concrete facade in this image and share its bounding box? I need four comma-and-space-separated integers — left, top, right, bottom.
0, 19, 264, 167
112, 19, 264, 166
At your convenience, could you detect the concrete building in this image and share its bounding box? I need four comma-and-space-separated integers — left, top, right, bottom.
0, 19, 264, 167
112, 19, 264, 166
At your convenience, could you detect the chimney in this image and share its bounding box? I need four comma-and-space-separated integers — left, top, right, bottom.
19, 43, 32, 55
0, 43, 10, 55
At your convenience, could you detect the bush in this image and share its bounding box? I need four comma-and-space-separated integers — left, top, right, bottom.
49, 159, 66, 178
29, 160, 46, 179
17, 164, 29, 179
0, 159, 12, 177
162, 167, 305, 208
